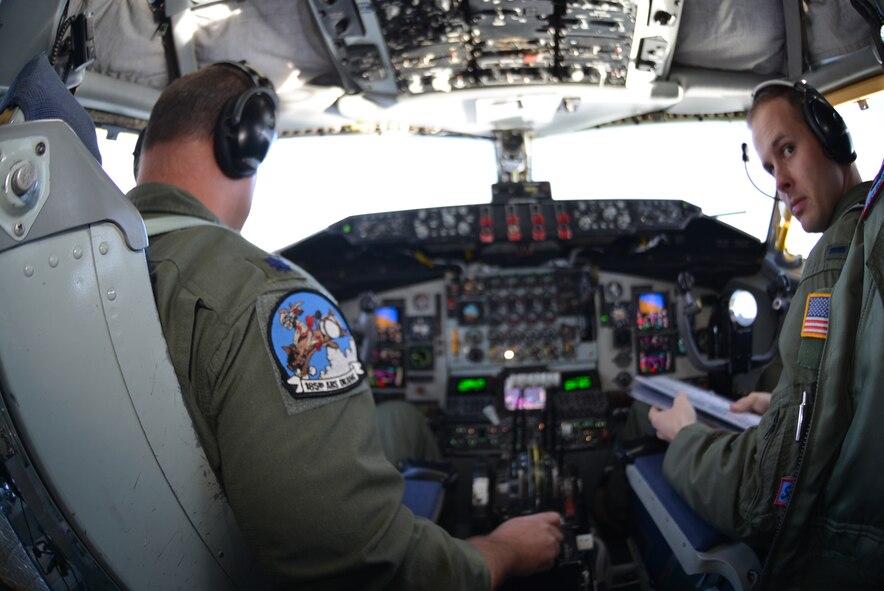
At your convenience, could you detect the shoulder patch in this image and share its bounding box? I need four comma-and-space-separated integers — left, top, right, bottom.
268, 290, 364, 398
800, 292, 830, 339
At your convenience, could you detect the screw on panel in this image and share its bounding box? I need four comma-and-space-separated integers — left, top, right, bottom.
73, 246, 83, 259
48, 255, 59, 268
35, 142, 46, 156
23, 264, 34, 277
106, 288, 117, 301
13, 223, 24, 236
10, 162, 37, 197
99, 242, 109, 255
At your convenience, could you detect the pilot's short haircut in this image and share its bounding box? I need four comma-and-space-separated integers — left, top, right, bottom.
141, 65, 252, 152
747, 84, 804, 127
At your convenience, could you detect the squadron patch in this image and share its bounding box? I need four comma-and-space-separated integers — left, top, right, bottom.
268, 290, 364, 398
800, 292, 830, 339
774, 477, 795, 507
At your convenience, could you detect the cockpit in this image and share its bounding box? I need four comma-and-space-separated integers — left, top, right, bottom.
0, 1, 882, 589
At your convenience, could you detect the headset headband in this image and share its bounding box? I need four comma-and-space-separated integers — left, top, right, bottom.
750, 79, 856, 165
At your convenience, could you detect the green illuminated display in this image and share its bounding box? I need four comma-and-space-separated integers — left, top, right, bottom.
563, 375, 592, 392
457, 377, 488, 393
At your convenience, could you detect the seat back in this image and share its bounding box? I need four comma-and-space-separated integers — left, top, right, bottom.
626, 454, 761, 591
0, 55, 267, 589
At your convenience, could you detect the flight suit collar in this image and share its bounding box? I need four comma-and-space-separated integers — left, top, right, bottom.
829, 181, 872, 225
127, 182, 222, 224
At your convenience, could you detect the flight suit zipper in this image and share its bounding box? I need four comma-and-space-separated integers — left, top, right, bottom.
762, 386, 815, 577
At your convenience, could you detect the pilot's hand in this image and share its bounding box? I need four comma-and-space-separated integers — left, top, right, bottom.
730, 391, 771, 416
648, 393, 697, 443
468, 511, 563, 589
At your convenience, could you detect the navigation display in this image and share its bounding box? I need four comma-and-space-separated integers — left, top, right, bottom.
635, 292, 669, 331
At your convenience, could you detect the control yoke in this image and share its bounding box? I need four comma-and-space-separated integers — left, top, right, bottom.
676, 272, 784, 374
354, 291, 378, 363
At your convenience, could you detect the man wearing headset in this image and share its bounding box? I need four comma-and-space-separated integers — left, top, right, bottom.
649, 81, 882, 587
129, 62, 562, 589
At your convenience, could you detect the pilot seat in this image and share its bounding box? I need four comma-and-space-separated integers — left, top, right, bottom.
0, 54, 268, 589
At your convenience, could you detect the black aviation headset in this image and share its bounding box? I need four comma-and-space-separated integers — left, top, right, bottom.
212, 60, 279, 179
751, 79, 856, 165
133, 60, 279, 180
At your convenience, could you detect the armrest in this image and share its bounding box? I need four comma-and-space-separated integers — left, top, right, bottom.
626, 454, 761, 591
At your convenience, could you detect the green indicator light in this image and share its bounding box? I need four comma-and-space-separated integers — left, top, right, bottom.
601, 314, 609, 322
458, 377, 488, 393
342, 223, 352, 234
563, 375, 592, 391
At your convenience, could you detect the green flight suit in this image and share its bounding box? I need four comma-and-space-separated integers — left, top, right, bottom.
764, 165, 884, 589
128, 183, 490, 590
662, 182, 872, 557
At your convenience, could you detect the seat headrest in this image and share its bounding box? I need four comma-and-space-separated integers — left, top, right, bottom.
0, 53, 101, 164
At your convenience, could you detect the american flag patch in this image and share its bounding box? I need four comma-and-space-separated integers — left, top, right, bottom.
801, 293, 830, 339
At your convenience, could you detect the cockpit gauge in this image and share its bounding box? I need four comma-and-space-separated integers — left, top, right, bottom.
412, 292, 431, 311
406, 316, 434, 340
606, 281, 624, 300
602, 205, 618, 222
407, 346, 434, 371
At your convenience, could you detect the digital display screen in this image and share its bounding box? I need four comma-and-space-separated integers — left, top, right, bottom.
455, 377, 489, 394
504, 386, 546, 411
375, 305, 403, 343
406, 316, 434, 340
635, 292, 669, 331
637, 335, 674, 374
563, 375, 593, 392
371, 366, 404, 388
371, 347, 404, 388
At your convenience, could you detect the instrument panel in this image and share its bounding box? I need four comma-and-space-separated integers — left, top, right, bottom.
288, 196, 761, 464
339, 264, 711, 407
333, 198, 701, 247
288, 196, 767, 584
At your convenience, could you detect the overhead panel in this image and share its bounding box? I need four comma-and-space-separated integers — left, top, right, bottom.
310, 0, 679, 96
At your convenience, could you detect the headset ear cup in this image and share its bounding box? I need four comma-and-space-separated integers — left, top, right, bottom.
214, 95, 244, 178
238, 91, 277, 172
802, 89, 856, 164
133, 127, 146, 181
214, 88, 278, 178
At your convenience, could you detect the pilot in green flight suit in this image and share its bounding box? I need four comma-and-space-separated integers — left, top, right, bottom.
649, 82, 880, 589
129, 63, 562, 590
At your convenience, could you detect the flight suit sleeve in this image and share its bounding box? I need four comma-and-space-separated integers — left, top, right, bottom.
661, 382, 800, 542
660, 198, 869, 542
192, 290, 490, 590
